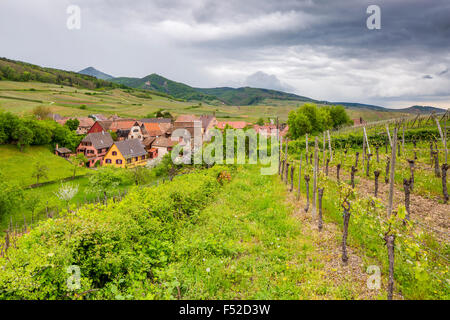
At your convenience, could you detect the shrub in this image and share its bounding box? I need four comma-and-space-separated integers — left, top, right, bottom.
0, 167, 229, 299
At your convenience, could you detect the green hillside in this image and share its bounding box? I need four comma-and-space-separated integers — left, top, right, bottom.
0, 57, 123, 90
112, 74, 221, 103
197, 86, 316, 105
0, 145, 87, 187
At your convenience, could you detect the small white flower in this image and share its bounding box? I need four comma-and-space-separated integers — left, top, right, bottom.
206, 267, 210, 273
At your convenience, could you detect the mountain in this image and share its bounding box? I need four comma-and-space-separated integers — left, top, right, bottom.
394, 105, 447, 114
110, 74, 318, 105
196, 87, 316, 105
78, 67, 114, 80
111, 74, 220, 103
0, 57, 122, 90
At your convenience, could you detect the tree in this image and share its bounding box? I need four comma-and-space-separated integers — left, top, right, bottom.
287, 103, 351, 139
64, 118, 80, 131
328, 105, 352, 129
12, 123, 34, 151
32, 105, 52, 120
256, 117, 265, 126
32, 162, 49, 185
54, 183, 79, 209
69, 153, 88, 178
88, 167, 124, 196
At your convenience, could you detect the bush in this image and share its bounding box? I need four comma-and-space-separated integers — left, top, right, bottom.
0, 167, 227, 299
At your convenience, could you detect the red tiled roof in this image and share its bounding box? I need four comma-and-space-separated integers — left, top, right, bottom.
142, 122, 163, 136
216, 121, 248, 130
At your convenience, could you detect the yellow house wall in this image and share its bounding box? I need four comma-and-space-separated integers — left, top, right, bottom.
104, 144, 148, 168
103, 144, 126, 168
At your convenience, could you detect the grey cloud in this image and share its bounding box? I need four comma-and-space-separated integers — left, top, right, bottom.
423, 75, 433, 79
245, 71, 294, 92
0, 0, 449, 108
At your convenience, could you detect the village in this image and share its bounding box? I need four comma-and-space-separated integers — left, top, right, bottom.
53, 113, 293, 168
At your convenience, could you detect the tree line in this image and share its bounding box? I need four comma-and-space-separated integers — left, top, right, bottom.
0, 109, 83, 152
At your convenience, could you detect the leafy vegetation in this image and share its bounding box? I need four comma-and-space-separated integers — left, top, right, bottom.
287, 103, 352, 138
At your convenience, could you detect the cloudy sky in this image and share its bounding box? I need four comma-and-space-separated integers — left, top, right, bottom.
1, 0, 449, 108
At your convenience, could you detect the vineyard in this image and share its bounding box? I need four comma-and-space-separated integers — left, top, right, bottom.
281, 112, 449, 299
0, 113, 447, 300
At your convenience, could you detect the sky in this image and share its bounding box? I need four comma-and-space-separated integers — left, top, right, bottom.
0, 0, 449, 109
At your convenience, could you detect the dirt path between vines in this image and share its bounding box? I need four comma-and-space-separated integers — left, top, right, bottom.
328, 165, 450, 243
283, 187, 403, 300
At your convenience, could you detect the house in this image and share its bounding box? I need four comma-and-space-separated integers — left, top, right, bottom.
152, 136, 178, 158
56, 117, 95, 134
103, 139, 148, 168
89, 114, 108, 121
216, 121, 248, 130
253, 124, 278, 136
140, 118, 173, 136
199, 115, 218, 137
54, 144, 73, 159
174, 114, 203, 137
88, 119, 136, 134
142, 137, 158, 159
353, 117, 366, 126
128, 121, 145, 140
141, 122, 164, 139
76, 132, 114, 167
116, 129, 131, 141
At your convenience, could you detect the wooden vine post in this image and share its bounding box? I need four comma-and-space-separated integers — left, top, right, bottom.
297, 154, 302, 201
290, 165, 295, 192
385, 157, 390, 184
284, 138, 289, 179
312, 137, 319, 217
403, 178, 411, 221
305, 134, 309, 164
304, 175, 310, 212
442, 164, 449, 204
374, 170, 380, 197
407, 160, 415, 191
318, 188, 324, 231
278, 136, 282, 175
350, 166, 357, 189
366, 153, 372, 177
337, 163, 341, 183
384, 233, 396, 300
327, 130, 333, 162
435, 113, 447, 164
341, 196, 351, 264
285, 163, 290, 184
387, 128, 398, 218
323, 131, 326, 169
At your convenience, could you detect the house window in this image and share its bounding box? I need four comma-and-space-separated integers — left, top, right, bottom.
127, 158, 131, 164
133, 129, 139, 133
116, 159, 122, 164
141, 155, 145, 160
106, 159, 111, 164
135, 157, 138, 161
112, 151, 117, 156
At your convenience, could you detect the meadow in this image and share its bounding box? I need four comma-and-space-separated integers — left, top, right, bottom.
0, 81, 406, 123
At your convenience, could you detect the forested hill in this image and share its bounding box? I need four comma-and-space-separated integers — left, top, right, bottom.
111, 74, 220, 103
0, 57, 123, 90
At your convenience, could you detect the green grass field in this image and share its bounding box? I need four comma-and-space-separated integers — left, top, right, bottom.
0, 81, 406, 122
0, 145, 88, 187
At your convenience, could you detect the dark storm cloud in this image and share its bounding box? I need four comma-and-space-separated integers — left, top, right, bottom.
0, 0, 449, 108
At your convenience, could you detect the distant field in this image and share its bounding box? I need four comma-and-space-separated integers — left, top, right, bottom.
0, 81, 406, 122
0, 145, 88, 187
